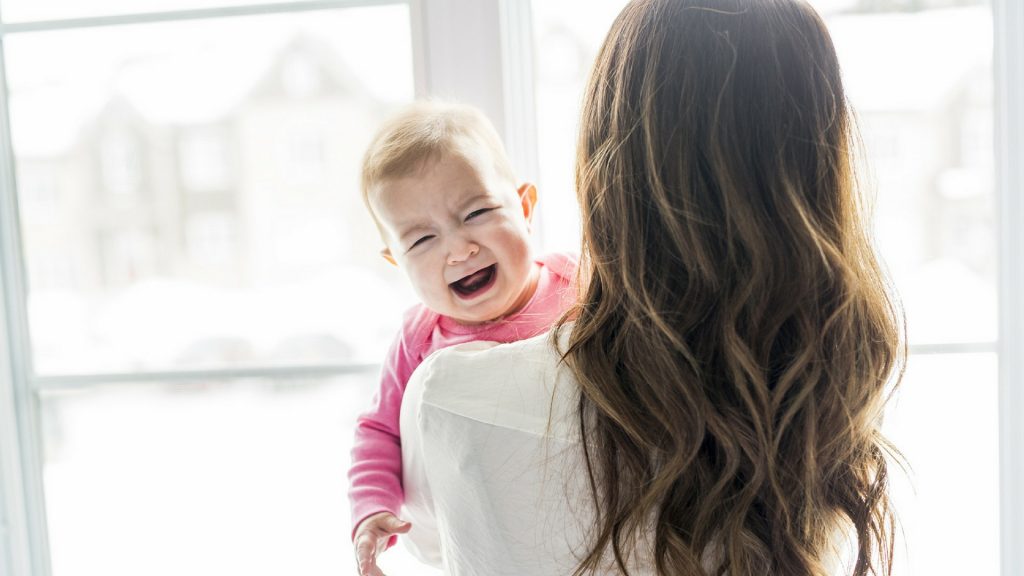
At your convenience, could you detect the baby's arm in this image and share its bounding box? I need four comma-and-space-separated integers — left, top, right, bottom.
348, 345, 412, 536
348, 332, 419, 573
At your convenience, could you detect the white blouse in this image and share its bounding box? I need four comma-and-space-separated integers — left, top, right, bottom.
398, 329, 854, 575
398, 330, 622, 575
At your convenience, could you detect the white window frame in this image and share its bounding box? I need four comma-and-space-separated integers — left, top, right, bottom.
410, 0, 537, 181
994, 0, 1024, 574
1, 0, 1021, 575
0, 31, 42, 574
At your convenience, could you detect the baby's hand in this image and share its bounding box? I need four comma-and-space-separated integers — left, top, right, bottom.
353, 512, 412, 576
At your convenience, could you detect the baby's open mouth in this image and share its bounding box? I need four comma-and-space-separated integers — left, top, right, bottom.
450, 264, 497, 298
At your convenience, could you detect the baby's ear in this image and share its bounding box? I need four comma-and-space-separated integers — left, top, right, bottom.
518, 183, 538, 224
380, 247, 397, 266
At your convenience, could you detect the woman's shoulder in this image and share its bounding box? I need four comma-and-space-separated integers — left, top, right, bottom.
408, 327, 576, 435
419, 323, 569, 381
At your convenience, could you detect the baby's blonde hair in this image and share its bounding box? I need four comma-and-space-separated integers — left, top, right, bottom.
360, 101, 516, 219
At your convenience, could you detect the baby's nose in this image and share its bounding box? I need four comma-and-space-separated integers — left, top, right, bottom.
447, 239, 480, 265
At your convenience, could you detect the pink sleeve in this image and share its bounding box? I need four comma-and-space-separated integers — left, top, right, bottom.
540, 251, 579, 281
347, 319, 422, 540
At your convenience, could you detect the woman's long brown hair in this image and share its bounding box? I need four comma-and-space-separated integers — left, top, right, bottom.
556, 1, 904, 574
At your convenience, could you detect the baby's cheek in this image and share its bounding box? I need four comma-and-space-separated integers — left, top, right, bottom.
497, 234, 530, 262
507, 242, 535, 280
502, 218, 533, 243
404, 264, 436, 297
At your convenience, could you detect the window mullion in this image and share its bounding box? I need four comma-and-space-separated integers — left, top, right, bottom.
0, 310, 33, 576
0, 37, 50, 576
995, 0, 1024, 575
409, 0, 535, 171
907, 341, 997, 355
497, 0, 539, 184
409, 0, 504, 121
32, 362, 380, 392
0, 0, 404, 35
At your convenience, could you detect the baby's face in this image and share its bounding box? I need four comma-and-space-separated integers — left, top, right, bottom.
370, 151, 538, 325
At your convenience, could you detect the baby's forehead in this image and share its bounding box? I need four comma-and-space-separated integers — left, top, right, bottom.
371, 160, 505, 227
418, 148, 494, 182
381, 152, 509, 198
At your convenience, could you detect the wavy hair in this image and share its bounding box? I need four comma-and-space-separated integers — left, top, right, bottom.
556, 1, 904, 574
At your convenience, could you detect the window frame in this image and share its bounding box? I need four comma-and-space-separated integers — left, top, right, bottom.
994, 0, 1024, 573
409, 0, 537, 182
0, 25, 42, 573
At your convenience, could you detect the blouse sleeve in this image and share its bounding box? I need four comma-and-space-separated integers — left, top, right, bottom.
397, 352, 444, 567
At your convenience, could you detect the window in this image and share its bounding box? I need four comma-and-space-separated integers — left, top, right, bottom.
819, 8, 1000, 571
178, 129, 230, 193
532, 1, 1011, 575
7, 6, 416, 376
99, 228, 157, 286
184, 212, 236, 266
0, 2, 431, 575
277, 130, 326, 185
99, 131, 143, 198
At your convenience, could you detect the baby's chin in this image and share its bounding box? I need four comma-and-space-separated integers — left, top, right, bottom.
445, 300, 516, 326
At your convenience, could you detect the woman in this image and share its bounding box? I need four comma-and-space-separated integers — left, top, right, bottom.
396, 0, 903, 574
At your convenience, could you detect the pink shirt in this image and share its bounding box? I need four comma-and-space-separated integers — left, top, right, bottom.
347, 252, 578, 535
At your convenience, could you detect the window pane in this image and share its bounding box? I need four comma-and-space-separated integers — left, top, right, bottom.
825, 3, 995, 346
884, 352, 999, 575
38, 364, 997, 576
531, 0, 624, 254
532, 1, 996, 347
0, 0, 375, 23
40, 375, 438, 576
533, 3, 1000, 575
10, 7, 418, 375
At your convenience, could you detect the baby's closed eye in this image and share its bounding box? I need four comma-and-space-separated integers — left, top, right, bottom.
409, 235, 435, 250
466, 207, 496, 221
